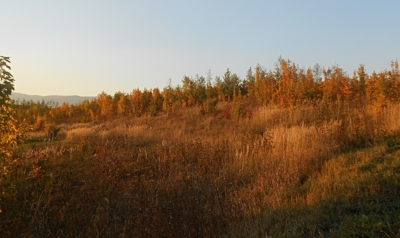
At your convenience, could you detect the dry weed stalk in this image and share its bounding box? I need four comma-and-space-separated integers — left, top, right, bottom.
2, 103, 400, 237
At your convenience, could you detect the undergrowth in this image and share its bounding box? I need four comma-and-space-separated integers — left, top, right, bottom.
1, 104, 400, 237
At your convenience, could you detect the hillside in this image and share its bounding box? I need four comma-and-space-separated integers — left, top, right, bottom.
2, 58, 400, 237
1, 103, 400, 237
11, 92, 95, 105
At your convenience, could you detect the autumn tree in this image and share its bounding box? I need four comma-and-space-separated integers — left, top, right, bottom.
149, 88, 163, 116
275, 59, 298, 108
322, 66, 341, 108
389, 60, 400, 103
354, 65, 367, 105
0, 56, 19, 160
182, 76, 196, 106
242, 67, 255, 101
302, 68, 320, 102
365, 72, 378, 104
131, 89, 143, 116
97, 92, 114, 117
215, 76, 224, 102
162, 85, 176, 114
141, 89, 152, 115
338, 74, 353, 108
108, 92, 130, 117
206, 70, 216, 99
221, 68, 241, 101
253, 65, 267, 105
0, 56, 32, 217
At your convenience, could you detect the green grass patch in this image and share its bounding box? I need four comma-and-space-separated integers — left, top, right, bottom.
253, 141, 400, 237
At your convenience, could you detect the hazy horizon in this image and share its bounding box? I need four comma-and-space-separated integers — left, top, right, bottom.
10, 92, 96, 105
12, 92, 96, 97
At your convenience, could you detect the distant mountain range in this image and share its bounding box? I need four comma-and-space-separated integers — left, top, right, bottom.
11, 92, 95, 106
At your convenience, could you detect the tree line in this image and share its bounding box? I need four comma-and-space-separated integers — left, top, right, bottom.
11, 58, 400, 127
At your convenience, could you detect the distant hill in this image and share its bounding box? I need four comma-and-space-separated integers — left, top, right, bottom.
11, 92, 95, 106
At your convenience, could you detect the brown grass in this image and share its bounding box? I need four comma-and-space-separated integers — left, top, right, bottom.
1, 103, 400, 237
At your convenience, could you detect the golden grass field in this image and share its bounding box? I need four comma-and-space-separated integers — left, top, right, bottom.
1, 102, 400, 237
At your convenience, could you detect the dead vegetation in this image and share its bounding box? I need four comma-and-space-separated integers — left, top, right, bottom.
1, 103, 400, 237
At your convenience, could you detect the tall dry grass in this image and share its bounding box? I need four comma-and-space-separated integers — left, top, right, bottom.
2, 103, 400, 237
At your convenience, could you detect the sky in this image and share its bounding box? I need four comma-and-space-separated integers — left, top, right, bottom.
1, 0, 399, 96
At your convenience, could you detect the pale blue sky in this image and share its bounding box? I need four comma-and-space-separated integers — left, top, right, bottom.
1, 0, 399, 96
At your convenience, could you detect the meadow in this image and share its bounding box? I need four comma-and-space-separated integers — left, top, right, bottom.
2, 58, 400, 237
1, 101, 400, 237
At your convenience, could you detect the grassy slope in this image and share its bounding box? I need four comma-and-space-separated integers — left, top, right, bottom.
243, 138, 400, 237
1, 106, 400, 237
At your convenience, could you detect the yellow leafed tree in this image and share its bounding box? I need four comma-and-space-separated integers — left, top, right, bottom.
0, 56, 18, 160
1, 56, 30, 215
